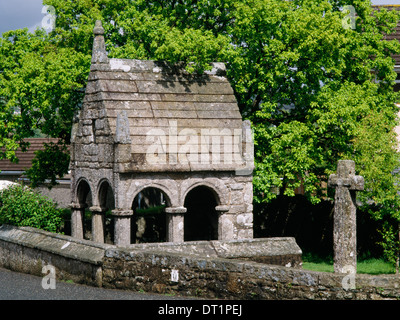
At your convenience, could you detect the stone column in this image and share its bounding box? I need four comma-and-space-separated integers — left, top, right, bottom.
328, 160, 364, 274
216, 205, 230, 240
165, 207, 186, 243
89, 206, 106, 243
112, 209, 133, 246
70, 202, 86, 239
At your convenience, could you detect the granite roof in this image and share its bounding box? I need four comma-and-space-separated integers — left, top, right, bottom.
74, 21, 247, 173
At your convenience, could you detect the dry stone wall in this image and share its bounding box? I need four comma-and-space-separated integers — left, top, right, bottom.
101, 248, 400, 300
0, 225, 399, 300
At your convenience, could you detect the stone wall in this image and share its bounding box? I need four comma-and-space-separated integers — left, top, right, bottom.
101, 248, 400, 300
36, 182, 71, 208
0, 225, 106, 287
0, 225, 399, 300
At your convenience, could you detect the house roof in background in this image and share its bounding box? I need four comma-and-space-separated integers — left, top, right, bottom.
373, 5, 400, 65
0, 138, 59, 172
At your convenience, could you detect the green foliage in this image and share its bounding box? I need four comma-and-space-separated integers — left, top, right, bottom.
1, 0, 400, 262
377, 221, 400, 269
228, 1, 400, 206
18, 0, 400, 204
25, 141, 70, 189
0, 184, 64, 233
0, 28, 90, 186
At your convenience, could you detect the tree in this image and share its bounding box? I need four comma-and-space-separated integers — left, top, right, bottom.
0, 28, 90, 185
1, 0, 400, 262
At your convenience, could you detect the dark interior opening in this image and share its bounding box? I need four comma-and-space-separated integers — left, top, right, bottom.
184, 186, 218, 241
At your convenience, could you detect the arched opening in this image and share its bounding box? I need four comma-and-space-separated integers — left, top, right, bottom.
98, 180, 115, 210
75, 179, 93, 240
77, 179, 92, 207
131, 187, 169, 243
184, 186, 218, 241
97, 180, 115, 244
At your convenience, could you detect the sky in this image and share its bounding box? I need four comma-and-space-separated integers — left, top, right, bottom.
0, 0, 44, 35
0, 0, 400, 36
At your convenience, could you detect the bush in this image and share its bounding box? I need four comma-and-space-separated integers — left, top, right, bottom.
0, 184, 63, 233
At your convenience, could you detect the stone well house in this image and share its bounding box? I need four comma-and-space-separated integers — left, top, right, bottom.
69, 21, 254, 246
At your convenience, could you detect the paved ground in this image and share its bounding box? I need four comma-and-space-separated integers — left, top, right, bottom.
0, 267, 189, 300
0, 267, 287, 319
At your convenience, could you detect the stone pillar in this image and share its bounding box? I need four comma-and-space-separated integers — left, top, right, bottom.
328, 160, 364, 274
112, 209, 133, 246
165, 207, 186, 243
236, 120, 254, 176
90, 206, 106, 243
70, 202, 86, 239
216, 205, 230, 240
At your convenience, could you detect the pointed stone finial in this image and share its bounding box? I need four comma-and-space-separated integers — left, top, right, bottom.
92, 20, 108, 64
93, 20, 104, 35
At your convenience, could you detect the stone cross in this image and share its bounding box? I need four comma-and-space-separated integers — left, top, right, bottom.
328, 160, 364, 274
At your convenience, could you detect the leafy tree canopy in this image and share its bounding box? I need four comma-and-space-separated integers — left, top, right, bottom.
1, 1, 400, 254
0, 28, 90, 183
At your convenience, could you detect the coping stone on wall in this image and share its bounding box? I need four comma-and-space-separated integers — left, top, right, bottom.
0, 224, 110, 265
1, 225, 400, 299
123, 237, 302, 267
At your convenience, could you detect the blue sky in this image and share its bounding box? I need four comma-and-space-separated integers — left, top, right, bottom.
0, 0, 44, 35
0, 0, 400, 36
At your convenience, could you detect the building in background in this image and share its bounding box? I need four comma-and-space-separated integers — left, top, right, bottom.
0, 138, 71, 208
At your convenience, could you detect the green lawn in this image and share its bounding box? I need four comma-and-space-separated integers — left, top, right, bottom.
302, 253, 397, 275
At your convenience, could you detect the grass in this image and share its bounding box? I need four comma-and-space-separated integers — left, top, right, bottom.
357, 258, 396, 275
302, 252, 397, 275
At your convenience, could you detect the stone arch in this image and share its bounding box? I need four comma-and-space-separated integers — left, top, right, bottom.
183, 185, 219, 241
121, 179, 179, 209
131, 185, 171, 244
131, 183, 173, 209
181, 178, 229, 207
97, 178, 115, 210
75, 177, 93, 207
88, 178, 115, 244
71, 177, 93, 240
